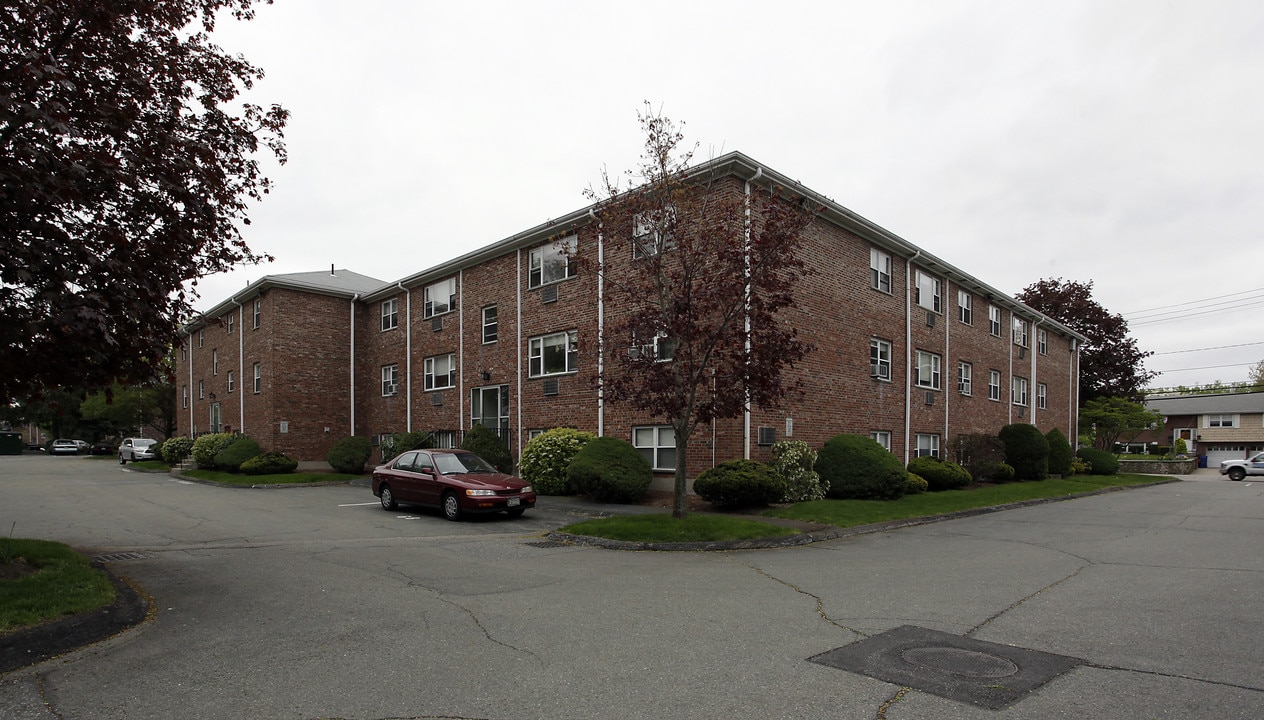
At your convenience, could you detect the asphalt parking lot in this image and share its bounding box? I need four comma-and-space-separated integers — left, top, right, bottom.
1, 456, 1261, 719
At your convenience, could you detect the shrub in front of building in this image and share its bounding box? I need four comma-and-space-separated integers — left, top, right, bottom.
816, 434, 908, 500
241, 451, 298, 475
461, 424, 513, 473
998, 423, 1050, 480
161, 436, 194, 465
692, 459, 788, 509
1045, 427, 1074, 477
951, 433, 1007, 482
328, 435, 372, 474
215, 437, 262, 473
519, 428, 595, 495
566, 436, 652, 503
379, 431, 434, 463
906, 473, 929, 494
192, 433, 236, 469
770, 440, 828, 502
1075, 447, 1119, 476
907, 455, 972, 491
990, 462, 1016, 482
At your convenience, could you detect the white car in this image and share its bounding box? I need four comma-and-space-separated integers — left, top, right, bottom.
50, 439, 80, 455
119, 438, 159, 464
1219, 452, 1264, 482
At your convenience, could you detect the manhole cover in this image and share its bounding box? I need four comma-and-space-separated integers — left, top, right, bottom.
901, 647, 1019, 678
524, 540, 569, 548
94, 551, 149, 563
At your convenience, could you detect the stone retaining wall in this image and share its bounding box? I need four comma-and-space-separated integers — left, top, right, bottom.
1117, 459, 1196, 475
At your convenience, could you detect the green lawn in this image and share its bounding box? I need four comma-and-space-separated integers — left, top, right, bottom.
560, 514, 799, 543
0, 539, 115, 634
766, 474, 1162, 528
182, 469, 363, 485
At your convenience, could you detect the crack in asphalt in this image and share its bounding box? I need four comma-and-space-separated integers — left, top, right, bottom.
1081, 662, 1264, 694
967, 564, 1089, 636
873, 686, 911, 720
732, 559, 869, 638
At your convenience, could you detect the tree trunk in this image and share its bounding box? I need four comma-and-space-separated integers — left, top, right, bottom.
673, 428, 689, 519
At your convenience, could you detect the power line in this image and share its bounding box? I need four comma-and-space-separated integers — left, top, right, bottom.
1151, 340, 1264, 356
1152, 361, 1258, 374
1122, 286, 1264, 317
1130, 297, 1264, 327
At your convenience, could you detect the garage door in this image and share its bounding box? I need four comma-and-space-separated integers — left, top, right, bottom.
1205, 446, 1252, 467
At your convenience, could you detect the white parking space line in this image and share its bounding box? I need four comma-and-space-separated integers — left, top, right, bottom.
338, 502, 381, 507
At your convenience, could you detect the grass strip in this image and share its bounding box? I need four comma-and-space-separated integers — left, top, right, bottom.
560, 514, 798, 543
0, 539, 115, 635
182, 469, 362, 485
766, 474, 1161, 528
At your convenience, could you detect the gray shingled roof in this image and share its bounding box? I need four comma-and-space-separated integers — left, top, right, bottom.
1146, 392, 1264, 415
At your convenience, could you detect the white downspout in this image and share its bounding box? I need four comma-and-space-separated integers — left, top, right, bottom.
942, 279, 950, 449
905, 250, 920, 466
592, 208, 605, 436
232, 296, 244, 434
350, 294, 359, 435
743, 167, 762, 460
187, 336, 194, 435
1031, 314, 1046, 425
458, 270, 465, 433
516, 249, 524, 461
397, 282, 412, 432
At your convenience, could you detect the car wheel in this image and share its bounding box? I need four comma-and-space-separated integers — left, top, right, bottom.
506, 508, 526, 518
1228, 467, 1246, 482
442, 492, 462, 521
119, 454, 126, 465
379, 484, 397, 510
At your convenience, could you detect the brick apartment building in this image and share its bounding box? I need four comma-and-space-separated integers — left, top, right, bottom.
176, 151, 1084, 480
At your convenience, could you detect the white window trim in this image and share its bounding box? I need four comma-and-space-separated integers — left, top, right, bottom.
1206, 414, 1239, 428
988, 370, 1002, 402
1013, 318, 1030, 348
225, 313, 233, 334
632, 206, 676, 258
914, 351, 941, 390
988, 306, 1002, 337
252, 298, 261, 329
915, 434, 940, 459
870, 431, 891, 451
958, 361, 972, 396
1038, 328, 1048, 355
633, 425, 676, 471
182, 385, 189, 409
381, 298, 398, 331
1037, 382, 1047, 410
381, 364, 399, 396
212, 349, 218, 375
870, 338, 892, 380
226, 370, 234, 394
529, 330, 578, 377
253, 362, 262, 394
424, 354, 456, 391
1012, 377, 1029, 407
915, 271, 941, 313
958, 290, 972, 325
423, 279, 456, 319
482, 305, 498, 344
529, 235, 576, 288
870, 248, 892, 294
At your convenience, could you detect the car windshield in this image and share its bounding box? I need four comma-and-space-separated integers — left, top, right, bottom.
433, 452, 497, 474
134, 439, 157, 448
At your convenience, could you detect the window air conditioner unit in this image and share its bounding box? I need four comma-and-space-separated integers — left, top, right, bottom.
431, 316, 443, 332
1018, 346, 1026, 359
925, 391, 936, 406
541, 285, 558, 304
431, 392, 444, 406
384, 383, 397, 396
542, 378, 560, 396
757, 426, 776, 446
871, 364, 883, 378
926, 311, 936, 327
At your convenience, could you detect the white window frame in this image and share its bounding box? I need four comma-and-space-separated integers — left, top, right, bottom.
915, 434, 940, 459
1037, 382, 1047, 410
633, 425, 676, 470
529, 330, 578, 377
482, 305, 498, 344
651, 332, 676, 362
958, 361, 972, 396
1012, 376, 1029, 407
381, 364, 399, 396
915, 270, 941, 313
182, 385, 189, 409
252, 298, 261, 329
632, 206, 675, 258
958, 290, 972, 325
529, 235, 576, 288
870, 431, 891, 451
225, 312, 233, 335
870, 338, 892, 380
988, 306, 1002, 337
870, 248, 892, 293
424, 353, 456, 391
423, 278, 456, 319
1038, 328, 1048, 355
1013, 318, 1030, 348
988, 370, 1001, 401
914, 351, 941, 390
198, 380, 204, 399
253, 362, 261, 394
381, 298, 398, 331
226, 370, 234, 394
197, 329, 204, 348
1207, 414, 1239, 428
212, 349, 218, 375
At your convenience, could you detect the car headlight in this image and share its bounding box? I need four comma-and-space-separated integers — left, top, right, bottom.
465, 489, 497, 497
521, 486, 534, 494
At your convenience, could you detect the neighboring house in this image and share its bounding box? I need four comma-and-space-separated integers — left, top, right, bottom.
176, 151, 1084, 479
1141, 391, 1264, 466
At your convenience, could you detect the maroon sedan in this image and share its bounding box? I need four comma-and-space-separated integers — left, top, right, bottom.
372, 448, 535, 521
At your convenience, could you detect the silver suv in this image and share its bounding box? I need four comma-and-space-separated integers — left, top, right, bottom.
119, 438, 158, 464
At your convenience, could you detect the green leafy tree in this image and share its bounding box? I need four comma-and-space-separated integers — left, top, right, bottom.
1016, 279, 1156, 402
0, 1, 288, 404
584, 105, 815, 518
1079, 396, 1164, 451
1249, 359, 1264, 391
80, 381, 175, 439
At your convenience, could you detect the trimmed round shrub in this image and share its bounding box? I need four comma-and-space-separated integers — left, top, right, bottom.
998, 423, 1050, 481
328, 435, 372, 474
906, 473, 929, 494
771, 440, 828, 502
816, 434, 907, 501
1076, 447, 1119, 476
215, 438, 262, 473
692, 459, 788, 509
566, 436, 652, 503
907, 456, 972, 491
519, 428, 596, 495
161, 436, 194, 465
461, 424, 514, 473
1045, 427, 1074, 477
192, 433, 236, 469
989, 462, 1016, 482
240, 451, 298, 476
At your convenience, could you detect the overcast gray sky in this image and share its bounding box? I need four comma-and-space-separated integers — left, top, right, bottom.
196, 0, 1264, 390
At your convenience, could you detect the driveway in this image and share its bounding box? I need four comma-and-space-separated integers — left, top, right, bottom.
1, 456, 1261, 719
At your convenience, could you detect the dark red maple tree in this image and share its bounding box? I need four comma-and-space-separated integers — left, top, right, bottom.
584, 107, 815, 518
0, 1, 288, 403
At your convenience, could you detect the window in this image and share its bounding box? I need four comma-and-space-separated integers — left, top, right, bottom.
529, 235, 576, 288
632, 206, 675, 258
197, 329, 204, 348
471, 385, 510, 435
650, 332, 676, 362
423, 279, 455, 318
181, 345, 186, 360
529, 330, 578, 377
915, 271, 941, 313
870, 248, 892, 293
424, 354, 456, 390
212, 349, 218, 375
989, 306, 1002, 337
226, 370, 234, 393
182, 385, 189, 409
209, 403, 222, 433
252, 298, 261, 329
1013, 318, 1030, 348
915, 434, 940, 458
988, 370, 1001, 401
198, 380, 205, 399
958, 361, 972, 395
870, 431, 891, 451
381, 365, 398, 396
482, 305, 498, 343
1207, 414, 1239, 428
381, 299, 398, 331
958, 290, 972, 325
1037, 383, 1047, 410
253, 363, 261, 393
914, 351, 941, 390
1012, 376, 1029, 406
870, 339, 892, 380
633, 425, 676, 470
225, 312, 233, 334
1038, 328, 1048, 355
